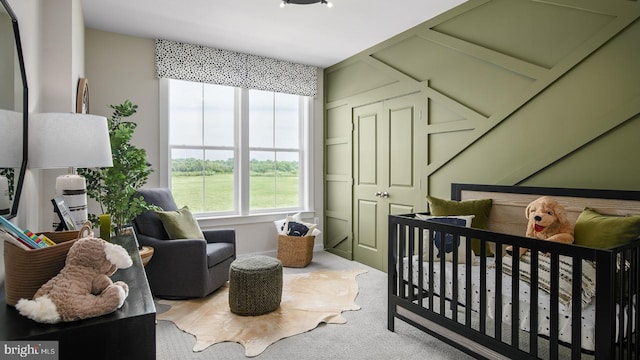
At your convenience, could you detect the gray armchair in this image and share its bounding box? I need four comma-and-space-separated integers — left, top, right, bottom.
132, 188, 236, 299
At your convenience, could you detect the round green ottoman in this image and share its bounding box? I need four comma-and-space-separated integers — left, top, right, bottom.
228, 255, 283, 316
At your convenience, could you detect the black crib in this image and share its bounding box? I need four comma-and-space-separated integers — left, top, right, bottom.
388, 183, 640, 359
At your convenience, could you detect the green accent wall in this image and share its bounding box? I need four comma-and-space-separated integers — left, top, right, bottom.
323, 0, 640, 256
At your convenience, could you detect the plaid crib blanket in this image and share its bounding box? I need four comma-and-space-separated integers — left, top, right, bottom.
502, 252, 597, 308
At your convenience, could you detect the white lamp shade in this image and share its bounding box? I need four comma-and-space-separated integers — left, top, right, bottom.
29, 113, 113, 169
0, 109, 23, 168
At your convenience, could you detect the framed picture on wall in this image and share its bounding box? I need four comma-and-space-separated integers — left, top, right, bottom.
51, 196, 76, 231
76, 77, 89, 114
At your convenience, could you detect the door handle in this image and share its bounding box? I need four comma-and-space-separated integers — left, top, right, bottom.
374, 191, 382, 197
381, 191, 389, 198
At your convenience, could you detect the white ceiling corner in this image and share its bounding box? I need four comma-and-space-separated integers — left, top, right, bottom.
81, 0, 465, 69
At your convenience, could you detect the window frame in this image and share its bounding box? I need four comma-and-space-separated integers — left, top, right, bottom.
159, 78, 314, 224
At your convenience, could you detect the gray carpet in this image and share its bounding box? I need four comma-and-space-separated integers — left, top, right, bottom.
155, 251, 474, 359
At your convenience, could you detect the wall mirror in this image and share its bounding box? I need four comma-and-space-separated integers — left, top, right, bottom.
0, 0, 28, 219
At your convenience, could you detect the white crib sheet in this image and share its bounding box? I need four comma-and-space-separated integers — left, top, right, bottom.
400, 256, 630, 352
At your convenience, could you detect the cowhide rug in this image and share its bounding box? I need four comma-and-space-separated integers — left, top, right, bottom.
157, 268, 367, 357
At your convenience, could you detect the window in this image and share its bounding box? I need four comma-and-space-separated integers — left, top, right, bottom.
166, 79, 310, 216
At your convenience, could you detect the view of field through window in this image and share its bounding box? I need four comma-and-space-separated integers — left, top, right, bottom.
170, 159, 299, 213
168, 79, 303, 214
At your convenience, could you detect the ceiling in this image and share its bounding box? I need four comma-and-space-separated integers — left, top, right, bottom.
82, 0, 465, 69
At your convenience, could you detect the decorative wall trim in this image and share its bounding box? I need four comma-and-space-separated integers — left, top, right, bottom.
155, 39, 318, 96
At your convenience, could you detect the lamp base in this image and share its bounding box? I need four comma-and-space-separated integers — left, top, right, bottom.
54, 174, 88, 230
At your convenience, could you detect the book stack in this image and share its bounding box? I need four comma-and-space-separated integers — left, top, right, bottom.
0, 216, 56, 250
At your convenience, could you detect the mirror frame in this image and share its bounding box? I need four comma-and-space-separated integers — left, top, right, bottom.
1, 0, 28, 219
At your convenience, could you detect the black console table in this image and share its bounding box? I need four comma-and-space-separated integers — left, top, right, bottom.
0, 234, 156, 359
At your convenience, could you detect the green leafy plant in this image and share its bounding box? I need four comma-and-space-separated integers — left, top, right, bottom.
0, 168, 15, 199
77, 100, 155, 235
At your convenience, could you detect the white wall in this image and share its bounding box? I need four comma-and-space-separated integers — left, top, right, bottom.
84, 29, 325, 255
36, 0, 87, 232
84, 29, 160, 188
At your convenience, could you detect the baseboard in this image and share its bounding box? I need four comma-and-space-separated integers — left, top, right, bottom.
240, 244, 325, 258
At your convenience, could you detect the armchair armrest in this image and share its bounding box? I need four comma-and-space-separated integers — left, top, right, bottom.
203, 228, 236, 246
136, 234, 209, 270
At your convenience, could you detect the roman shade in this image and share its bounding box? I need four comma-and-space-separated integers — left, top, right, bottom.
155, 39, 318, 96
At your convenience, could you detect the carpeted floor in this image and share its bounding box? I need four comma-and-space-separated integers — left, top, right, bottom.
155, 251, 474, 360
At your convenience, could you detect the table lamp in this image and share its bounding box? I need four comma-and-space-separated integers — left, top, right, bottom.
0, 109, 23, 215
29, 113, 113, 229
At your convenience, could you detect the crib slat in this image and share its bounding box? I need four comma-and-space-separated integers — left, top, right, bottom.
549, 253, 560, 360
399, 224, 406, 300
428, 230, 434, 313
465, 235, 473, 327
438, 230, 446, 318
388, 220, 397, 332
595, 251, 615, 359
451, 232, 459, 323
635, 248, 640, 360
511, 246, 520, 350
627, 249, 633, 360
479, 243, 487, 334
530, 252, 539, 357
619, 249, 628, 360
416, 226, 424, 307
495, 250, 503, 342
408, 225, 416, 302
618, 251, 623, 360
571, 256, 581, 360
626, 247, 636, 360
411, 226, 416, 302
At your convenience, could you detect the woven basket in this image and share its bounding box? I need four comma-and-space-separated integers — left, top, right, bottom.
3, 227, 90, 306
276, 234, 314, 267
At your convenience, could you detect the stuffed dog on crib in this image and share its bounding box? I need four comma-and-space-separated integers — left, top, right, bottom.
506, 196, 574, 257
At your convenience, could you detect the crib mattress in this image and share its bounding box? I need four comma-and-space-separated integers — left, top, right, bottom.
400, 255, 629, 352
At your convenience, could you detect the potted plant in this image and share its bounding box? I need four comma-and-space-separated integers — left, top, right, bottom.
77, 100, 155, 236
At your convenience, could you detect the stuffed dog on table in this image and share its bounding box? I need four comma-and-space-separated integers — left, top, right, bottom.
15, 237, 132, 323
507, 196, 574, 257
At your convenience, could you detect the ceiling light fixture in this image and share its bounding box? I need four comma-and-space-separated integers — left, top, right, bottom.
280, 0, 333, 8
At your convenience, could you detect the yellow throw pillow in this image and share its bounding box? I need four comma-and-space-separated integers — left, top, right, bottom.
156, 206, 204, 240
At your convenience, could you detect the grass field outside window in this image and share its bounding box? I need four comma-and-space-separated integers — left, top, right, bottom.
172, 173, 299, 213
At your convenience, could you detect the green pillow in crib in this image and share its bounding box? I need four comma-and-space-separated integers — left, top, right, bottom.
574, 207, 640, 249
